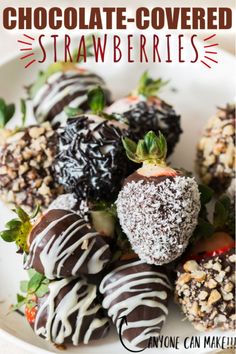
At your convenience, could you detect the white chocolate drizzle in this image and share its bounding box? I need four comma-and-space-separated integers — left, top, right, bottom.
100, 260, 172, 348
24, 210, 110, 279
34, 277, 109, 345
32, 70, 107, 126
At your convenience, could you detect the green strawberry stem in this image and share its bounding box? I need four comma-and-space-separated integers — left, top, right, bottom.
0, 205, 40, 253
0, 98, 15, 128
122, 130, 168, 166
88, 86, 106, 115
87, 86, 128, 124
12, 269, 49, 312
133, 71, 169, 98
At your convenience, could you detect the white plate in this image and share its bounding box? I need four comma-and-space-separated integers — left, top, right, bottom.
0, 36, 235, 354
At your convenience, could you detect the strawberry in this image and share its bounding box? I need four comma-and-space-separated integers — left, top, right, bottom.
100, 259, 172, 348
25, 303, 37, 324
106, 71, 182, 157
28, 61, 111, 127
188, 231, 235, 261
116, 131, 200, 265
54, 87, 130, 201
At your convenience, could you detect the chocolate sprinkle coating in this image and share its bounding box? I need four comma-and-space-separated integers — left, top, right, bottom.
24, 209, 111, 279
196, 104, 235, 193
100, 260, 172, 348
116, 175, 200, 265
55, 115, 130, 201
0, 123, 61, 210
33, 277, 110, 345
114, 100, 182, 157
175, 250, 236, 331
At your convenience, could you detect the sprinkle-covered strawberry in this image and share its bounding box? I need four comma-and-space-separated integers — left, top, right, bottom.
106, 71, 182, 157
116, 131, 200, 265
55, 87, 130, 201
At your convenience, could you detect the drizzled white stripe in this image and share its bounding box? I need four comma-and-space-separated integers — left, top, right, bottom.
32, 71, 105, 125
34, 277, 109, 345
100, 260, 171, 347
24, 212, 109, 279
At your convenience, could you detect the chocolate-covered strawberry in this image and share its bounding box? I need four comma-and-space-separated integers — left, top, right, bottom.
196, 104, 235, 194
100, 258, 172, 348
175, 235, 235, 331
0, 207, 111, 278
55, 87, 130, 201
175, 194, 235, 331
15, 272, 110, 345
25, 209, 111, 279
106, 71, 182, 157
0, 121, 61, 211
116, 131, 200, 265
28, 62, 111, 127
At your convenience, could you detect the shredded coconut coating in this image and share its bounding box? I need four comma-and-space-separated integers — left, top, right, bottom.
116, 176, 200, 265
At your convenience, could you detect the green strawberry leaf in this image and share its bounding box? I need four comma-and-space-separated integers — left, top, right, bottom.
213, 200, 228, 229
122, 131, 168, 165
27, 272, 45, 294
198, 184, 214, 206
1, 205, 40, 252
20, 280, 28, 293
137, 71, 169, 98
5, 219, 22, 230
0, 98, 15, 128
20, 99, 26, 127
35, 283, 49, 298
64, 106, 83, 117
88, 86, 105, 114
17, 294, 26, 303
0, 230, 18, 242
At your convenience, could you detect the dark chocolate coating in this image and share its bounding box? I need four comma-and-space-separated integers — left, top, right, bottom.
32, 277, 110, 345
55, 116, 130, 201
24, 209, 111, 279
32, 70, 112, 127
100, 260, 172, 348
175, 249, 236, 331
123, 170, 179, 186
123, 101, 182, 157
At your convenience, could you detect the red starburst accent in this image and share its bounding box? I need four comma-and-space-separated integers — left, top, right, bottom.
18, 34, 36, 68
200, 34, 219, 69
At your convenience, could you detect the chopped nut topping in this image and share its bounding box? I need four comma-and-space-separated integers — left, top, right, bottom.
199, 291, 208, 300
207, 290, 221, 305
183, 260, 199, 273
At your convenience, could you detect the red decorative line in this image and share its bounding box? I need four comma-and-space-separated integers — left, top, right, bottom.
25, 59, 36, 68
17, 40, 32, 45
204, 43, 219, 48
20, 48, 33, 51
24, 34, 35, 41
201, 60, 211, 69
205, 51, 218, 54
204, 56, 218, 64
20, 52, 35, 60
203, 34, 216, 41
